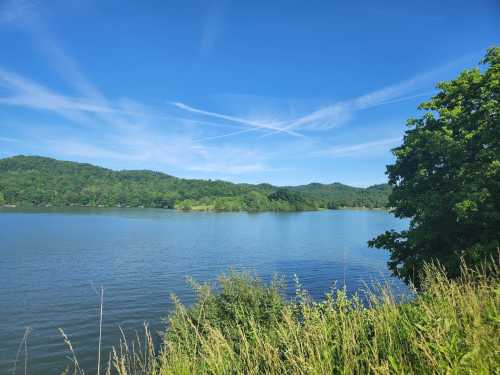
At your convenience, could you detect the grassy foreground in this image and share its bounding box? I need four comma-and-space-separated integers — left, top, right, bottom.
75, 263, 499, 375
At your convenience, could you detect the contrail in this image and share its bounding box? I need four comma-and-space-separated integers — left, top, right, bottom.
171, 101, 305, 138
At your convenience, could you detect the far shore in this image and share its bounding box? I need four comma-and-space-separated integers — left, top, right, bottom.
0, 204, 390, 213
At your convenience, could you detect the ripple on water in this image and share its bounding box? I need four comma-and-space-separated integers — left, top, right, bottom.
0, 208, 409, 374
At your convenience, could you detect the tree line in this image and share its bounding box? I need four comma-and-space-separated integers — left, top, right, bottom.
0, 156, 390, 212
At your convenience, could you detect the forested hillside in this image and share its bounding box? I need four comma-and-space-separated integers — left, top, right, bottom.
290, 182, 391, 209
0, 155, 391, 211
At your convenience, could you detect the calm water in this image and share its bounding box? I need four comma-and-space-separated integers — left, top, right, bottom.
0, 208, 408, 374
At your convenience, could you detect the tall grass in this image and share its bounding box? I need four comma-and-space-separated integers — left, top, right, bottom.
90, 263, 498, 374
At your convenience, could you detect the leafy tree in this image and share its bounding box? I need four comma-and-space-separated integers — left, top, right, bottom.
0, 191, 4, 205
267, 188, 317, 210
268, 188, 297, 202
369, 48, 500, 286
214, 196, 244, 211
244, 191, 269, 212
176, 199, 194, 211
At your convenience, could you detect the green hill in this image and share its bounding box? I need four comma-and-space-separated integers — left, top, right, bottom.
0, 155, 391, 211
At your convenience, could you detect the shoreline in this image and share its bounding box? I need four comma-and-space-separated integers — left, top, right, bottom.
0, 204, 389, 213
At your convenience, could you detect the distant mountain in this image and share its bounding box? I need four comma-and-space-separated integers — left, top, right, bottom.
0, 155, 391, 211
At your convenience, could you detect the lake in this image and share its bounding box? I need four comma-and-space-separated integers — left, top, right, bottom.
0, 208, 408, 374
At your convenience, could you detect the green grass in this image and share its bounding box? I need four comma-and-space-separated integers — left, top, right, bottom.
98, 262, 500, 375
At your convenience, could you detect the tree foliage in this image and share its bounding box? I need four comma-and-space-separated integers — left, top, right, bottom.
0, 155, 390, 212
369, 47, 500, 286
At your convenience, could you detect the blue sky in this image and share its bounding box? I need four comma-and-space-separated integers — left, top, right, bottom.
0, 0, 498, 186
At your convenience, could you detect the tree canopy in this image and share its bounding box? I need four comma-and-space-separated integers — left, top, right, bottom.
0, 155, 391, 212
369, 47, 500, 286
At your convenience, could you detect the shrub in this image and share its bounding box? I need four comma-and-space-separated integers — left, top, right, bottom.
104, 262, 499, 374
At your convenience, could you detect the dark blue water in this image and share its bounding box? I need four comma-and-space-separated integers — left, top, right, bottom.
0, 208, 408, 374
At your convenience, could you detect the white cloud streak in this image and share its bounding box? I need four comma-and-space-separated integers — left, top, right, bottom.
44, 133, 272, 175
0, 0, 468, 179
0, 65, 275, 175
171, 102, 304, 137
317, 137, 402, 158
172, 59, 457, 142
0, 0, 275, 176
261, 60, 462, 137
0, 70, 253, 131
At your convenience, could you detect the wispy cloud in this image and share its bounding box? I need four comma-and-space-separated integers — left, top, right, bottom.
171, 101, 304, 137
0, 1, 277, 176
266, 90, 433, 137
0, 0, 138, 131
187, 147, 269, 174
0, 68, 97, 126
260, 59, 465, 137
46, 138, 147, 162
272, 103, 353, 133
0, 70, 250, 131
194, 128, 256, 142
0, 63, 276, 175
317, 137, 402, 158
43, 132, 272, 176
0, 0, 473, 183
172, 59, 460, 142
0, 0, 99, 98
